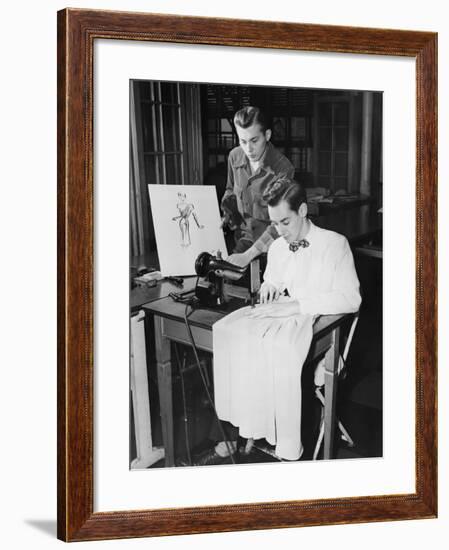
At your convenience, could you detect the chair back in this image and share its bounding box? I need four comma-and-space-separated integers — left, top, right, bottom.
338, 311, 360, 375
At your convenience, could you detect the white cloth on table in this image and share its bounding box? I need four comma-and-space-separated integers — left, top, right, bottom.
212, 221, 361, 459
213, 301, 313, 460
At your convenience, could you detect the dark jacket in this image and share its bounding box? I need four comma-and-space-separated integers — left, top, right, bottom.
222, 142, 295, 252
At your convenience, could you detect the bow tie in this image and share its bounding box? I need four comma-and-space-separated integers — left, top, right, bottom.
289, 239, 310, 252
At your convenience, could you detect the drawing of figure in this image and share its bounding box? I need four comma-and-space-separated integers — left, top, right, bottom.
172, 192, 204, 247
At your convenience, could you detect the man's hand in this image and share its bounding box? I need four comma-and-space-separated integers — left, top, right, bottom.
259, 282, 280, 304
221, 195, 246, 229
245, 300, 301, 319
220, 213, 232, 229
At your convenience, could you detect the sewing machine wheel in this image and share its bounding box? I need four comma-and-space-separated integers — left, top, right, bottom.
195, 252, 212, 277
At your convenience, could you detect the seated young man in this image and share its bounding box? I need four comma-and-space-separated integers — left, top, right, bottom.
186, 176, 361, 466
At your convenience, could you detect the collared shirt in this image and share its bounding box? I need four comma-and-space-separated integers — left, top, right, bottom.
222, 141, 295, 253
263, 222, 362, 315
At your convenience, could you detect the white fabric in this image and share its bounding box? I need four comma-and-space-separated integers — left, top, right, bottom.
265, 221, 362, 387
213, 302, 313, 460
212, 222, 361, 460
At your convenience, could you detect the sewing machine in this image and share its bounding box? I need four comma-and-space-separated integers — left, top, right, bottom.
194, 251, 261, 309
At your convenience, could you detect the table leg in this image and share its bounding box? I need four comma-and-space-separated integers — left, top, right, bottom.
130, 311, 165, 468
154, 316, 175, 467
323, 326, 340, 459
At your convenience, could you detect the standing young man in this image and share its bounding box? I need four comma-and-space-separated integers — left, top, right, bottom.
221, 106, 295, 266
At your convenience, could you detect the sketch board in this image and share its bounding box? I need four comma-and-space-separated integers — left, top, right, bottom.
148, 184, 228, 276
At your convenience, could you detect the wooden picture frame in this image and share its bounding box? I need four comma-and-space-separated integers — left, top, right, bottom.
57, 8, 437, 542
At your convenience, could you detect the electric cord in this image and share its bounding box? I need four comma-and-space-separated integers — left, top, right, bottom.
183, 303, 236, 464
168, 276, 201, 305
174, 345, 192, 466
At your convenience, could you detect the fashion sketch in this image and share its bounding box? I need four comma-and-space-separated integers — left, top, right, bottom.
172, 192, 204, 247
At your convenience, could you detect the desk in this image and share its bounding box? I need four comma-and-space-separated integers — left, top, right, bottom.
143, 297, 348, 467
131, 276, 198, 313
130, 276, 198, 468
315, 203, 382, 245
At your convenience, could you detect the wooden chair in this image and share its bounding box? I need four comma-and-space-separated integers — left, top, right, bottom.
241, 311, 360, 462
312, 311, 360, 460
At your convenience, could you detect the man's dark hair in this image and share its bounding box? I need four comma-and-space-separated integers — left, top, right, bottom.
233, 106, 269, 133
263, 176, 307, 211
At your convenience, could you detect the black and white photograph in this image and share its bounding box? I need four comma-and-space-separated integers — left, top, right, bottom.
0, 0, 443, 544
129, 80, 383, 470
